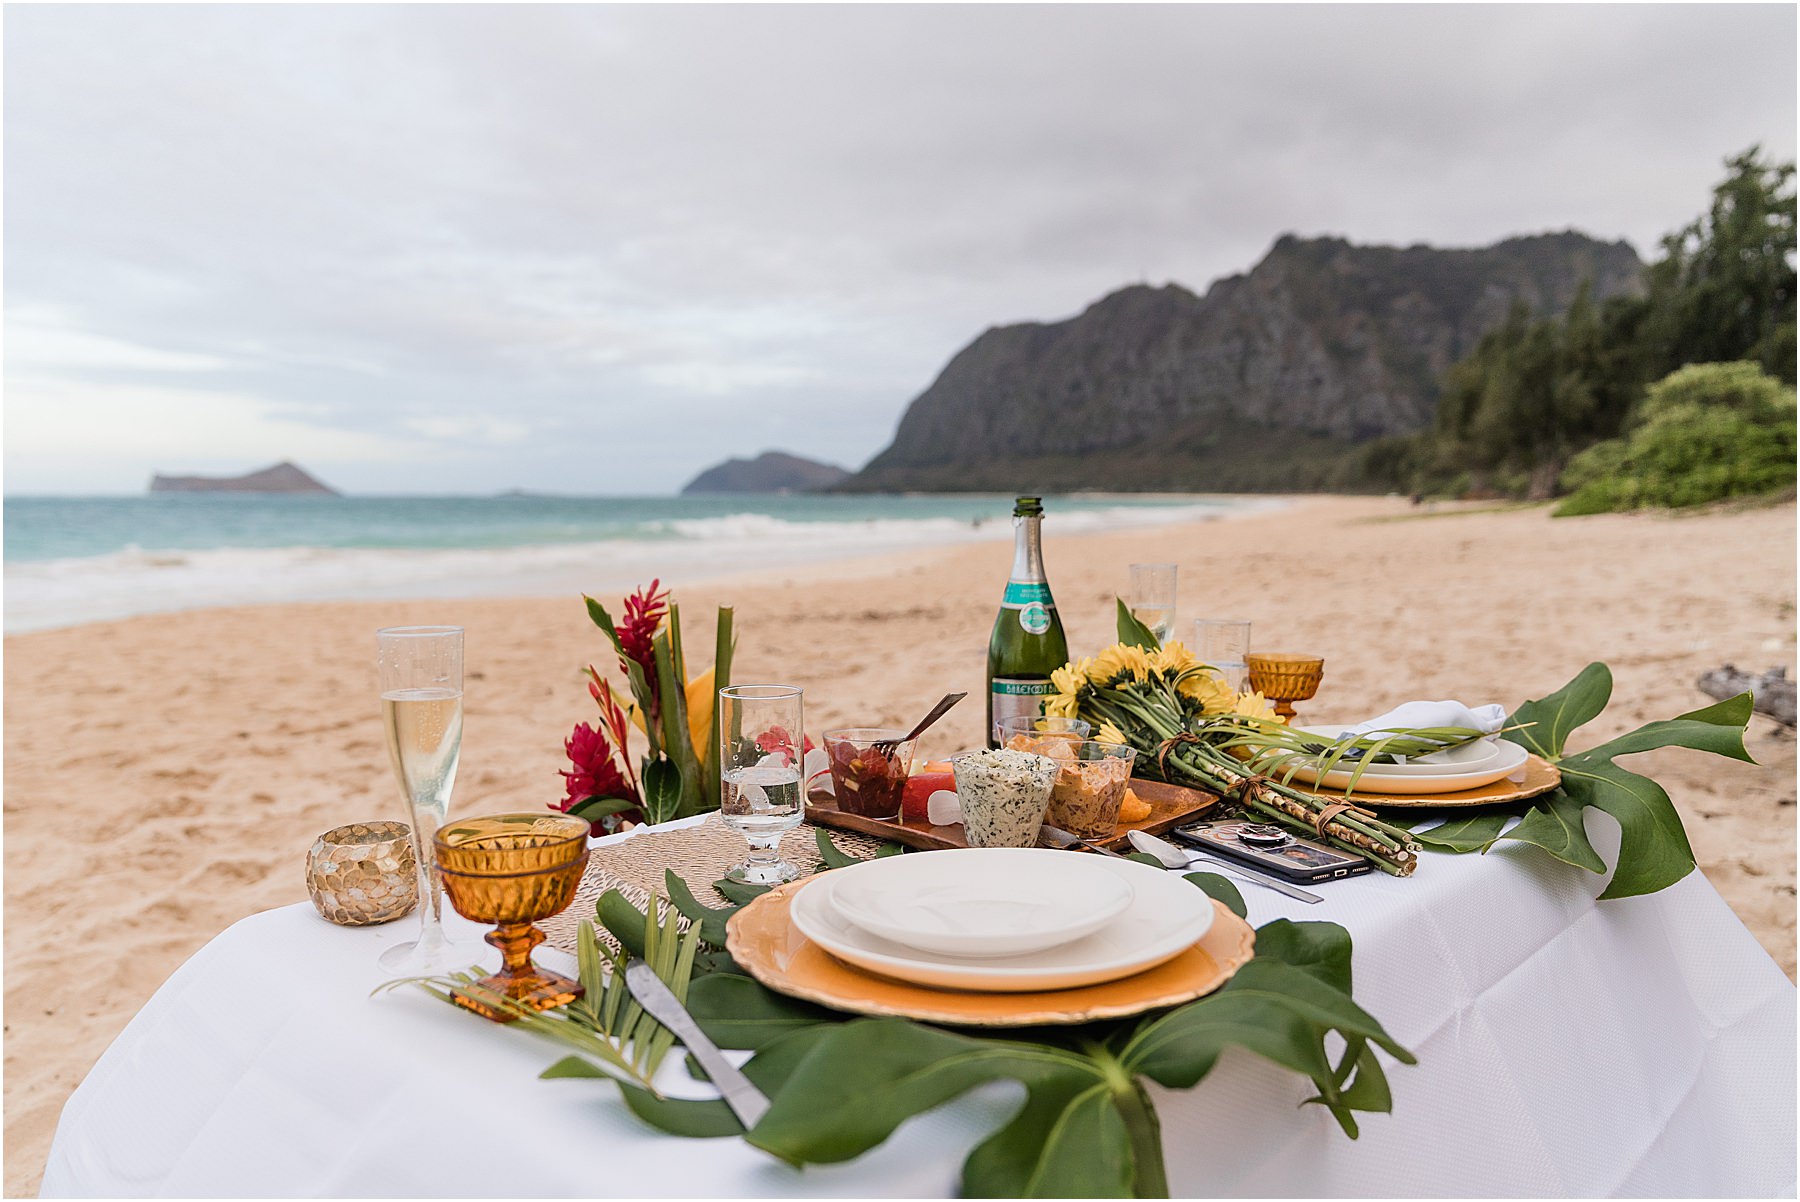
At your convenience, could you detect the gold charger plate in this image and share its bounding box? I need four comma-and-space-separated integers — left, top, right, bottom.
1306, 753, 1562, 808
725, 877, 1256, 1027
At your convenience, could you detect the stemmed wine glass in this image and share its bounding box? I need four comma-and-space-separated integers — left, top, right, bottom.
377, 626, 475, 972
1128, 564, 1178, 645
717, 684, 806, 885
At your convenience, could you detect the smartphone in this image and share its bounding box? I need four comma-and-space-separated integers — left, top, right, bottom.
1173, 820, 1373, 884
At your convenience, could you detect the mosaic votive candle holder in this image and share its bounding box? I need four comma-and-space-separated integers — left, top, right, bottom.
307, 820, 418, 926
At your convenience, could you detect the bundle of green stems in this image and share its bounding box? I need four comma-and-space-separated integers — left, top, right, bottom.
1077, 686, 1423, 876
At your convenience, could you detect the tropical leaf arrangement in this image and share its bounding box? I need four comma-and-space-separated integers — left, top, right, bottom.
1404, 662, 1755, 899
1068, 602, 1755, 898
557, 581, 737, 831
392, 832, 1415, 1199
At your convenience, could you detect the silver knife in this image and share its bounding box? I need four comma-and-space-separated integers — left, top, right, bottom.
1127, 829, 1324, 904
623, 958, 770, 1129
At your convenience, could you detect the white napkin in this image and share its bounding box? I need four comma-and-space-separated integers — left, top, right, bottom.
1335, 700, 1507, 741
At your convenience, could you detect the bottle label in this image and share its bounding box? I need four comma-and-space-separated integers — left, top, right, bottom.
1000, 581, 1053, 609
990, 678, 1055, 735
1018, 602, 1051, 634
991, 678, 1057, 696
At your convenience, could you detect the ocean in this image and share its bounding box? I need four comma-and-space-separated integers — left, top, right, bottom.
3, 493, 1258, 633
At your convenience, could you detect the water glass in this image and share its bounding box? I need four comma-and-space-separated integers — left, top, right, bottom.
1195, 618, 1252, 693
1128, 564, 1178, 645
718, 685, 806, 884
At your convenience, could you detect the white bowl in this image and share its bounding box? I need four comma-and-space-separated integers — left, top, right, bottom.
824, 848, 1134, 959
791, 853, 1213, 992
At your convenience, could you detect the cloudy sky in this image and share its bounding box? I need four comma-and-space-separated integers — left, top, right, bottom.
5, 4, 1794, 495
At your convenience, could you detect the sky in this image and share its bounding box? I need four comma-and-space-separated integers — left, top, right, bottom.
5, 4, 1795, 496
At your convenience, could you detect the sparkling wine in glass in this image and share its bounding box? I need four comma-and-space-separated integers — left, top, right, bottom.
377, 625, 474, 972
1128, 563, 1178, 645
718, 684, 805, 885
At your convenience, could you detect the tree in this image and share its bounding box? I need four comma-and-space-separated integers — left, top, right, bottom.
1639, 148, 1797, 383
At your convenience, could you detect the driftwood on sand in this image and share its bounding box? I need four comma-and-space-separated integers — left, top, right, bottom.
1697, 664, 1796, 728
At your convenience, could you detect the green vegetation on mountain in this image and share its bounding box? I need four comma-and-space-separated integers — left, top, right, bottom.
845, 148, 1794, 509
1554, 362, 1797, 515
844, 232, 1642, 494
1374, 148, 1796, 505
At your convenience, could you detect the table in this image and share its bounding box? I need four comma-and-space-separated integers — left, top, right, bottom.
41, 814, 1797, 1197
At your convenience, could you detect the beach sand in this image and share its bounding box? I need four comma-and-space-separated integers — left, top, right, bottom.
5, 494, 1795, 1192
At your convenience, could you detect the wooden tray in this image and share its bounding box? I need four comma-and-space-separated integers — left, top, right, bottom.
807, 777, 1219, 852
1302, 753, 1562, 808
726, 878, 1256, 1027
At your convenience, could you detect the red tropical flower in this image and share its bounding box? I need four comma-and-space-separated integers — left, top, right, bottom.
585, 669, 641, 797
616, 580, 668, 676
556, 720, 640, 833
753, 726, 815, 764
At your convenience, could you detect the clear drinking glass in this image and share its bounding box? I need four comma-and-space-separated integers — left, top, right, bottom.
377, 626, 474, 972
1195, 618, 1252, 693
718, 685, 806, 885
1128, 564, 1179, 645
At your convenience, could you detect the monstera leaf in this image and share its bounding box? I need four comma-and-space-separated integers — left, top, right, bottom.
538, 858, 1412, 1200
1408, 662, 1755, 899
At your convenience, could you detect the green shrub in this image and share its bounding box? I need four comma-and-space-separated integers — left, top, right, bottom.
1555, 362, 1796, 514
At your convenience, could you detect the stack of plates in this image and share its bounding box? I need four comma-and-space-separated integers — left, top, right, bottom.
790, 848, 1214, 993
1279, 728, 1529, 794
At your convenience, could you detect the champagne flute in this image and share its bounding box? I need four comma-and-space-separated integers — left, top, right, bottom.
1128, 563, 1178, 645
718, 684, 805, 885
377, 626, 474, 972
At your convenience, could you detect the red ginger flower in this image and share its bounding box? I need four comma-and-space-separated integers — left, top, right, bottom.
557, 720, 640, 833
616, 580, 668, 676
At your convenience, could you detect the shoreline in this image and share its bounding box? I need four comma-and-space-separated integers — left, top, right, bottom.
4, 494, 1794, 1194
2, 492, 1279, 634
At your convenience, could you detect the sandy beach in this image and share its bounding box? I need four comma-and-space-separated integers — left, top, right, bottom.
5, 494, 1795, 1194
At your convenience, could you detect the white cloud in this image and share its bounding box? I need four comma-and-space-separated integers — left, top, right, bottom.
2, 4, 1794, 493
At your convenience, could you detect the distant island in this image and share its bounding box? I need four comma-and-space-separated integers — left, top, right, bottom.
680, 450, 849, 495
149, 461, 340, 495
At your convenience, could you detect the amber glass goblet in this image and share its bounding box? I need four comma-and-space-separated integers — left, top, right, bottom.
435, 813, 590, 1022
1246, 653, 1326, 721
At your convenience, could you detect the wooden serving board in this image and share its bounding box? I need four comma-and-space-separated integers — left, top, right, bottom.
806, 776, 1219, 852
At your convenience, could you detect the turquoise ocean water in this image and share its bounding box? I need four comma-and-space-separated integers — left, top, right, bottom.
4, 493, 1252, 632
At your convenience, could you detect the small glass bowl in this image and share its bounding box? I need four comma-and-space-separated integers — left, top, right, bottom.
823, 728, 918, 821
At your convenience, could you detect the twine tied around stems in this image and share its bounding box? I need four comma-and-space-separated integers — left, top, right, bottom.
1155, 732, 1205, 778
1311, 800, 1377, 841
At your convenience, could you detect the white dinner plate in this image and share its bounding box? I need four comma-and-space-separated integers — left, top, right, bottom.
1288, 727, 1506, 777
790, 853, 1214, 993
1279, 736, 1529, 794
825, 848, 1135, 959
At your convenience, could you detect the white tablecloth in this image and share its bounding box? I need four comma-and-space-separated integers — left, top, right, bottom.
41, 814, 1797, 1197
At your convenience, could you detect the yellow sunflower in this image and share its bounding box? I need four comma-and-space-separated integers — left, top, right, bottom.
1051, 659, 1091, 700
1179, 670, 1236, 715
1232, 691, 1279, 721
1150, 641, 1199, 677
1095, 720, 1130, 746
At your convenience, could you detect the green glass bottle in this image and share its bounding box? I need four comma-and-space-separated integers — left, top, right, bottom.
986, 496, 1070, 747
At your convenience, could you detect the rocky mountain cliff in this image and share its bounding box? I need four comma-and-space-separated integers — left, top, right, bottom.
681, 450, 850, 494
149, 460, 339, 494
847, 231, 1643, 492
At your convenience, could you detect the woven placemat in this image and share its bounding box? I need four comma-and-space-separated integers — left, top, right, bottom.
540, 814, 891, 955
